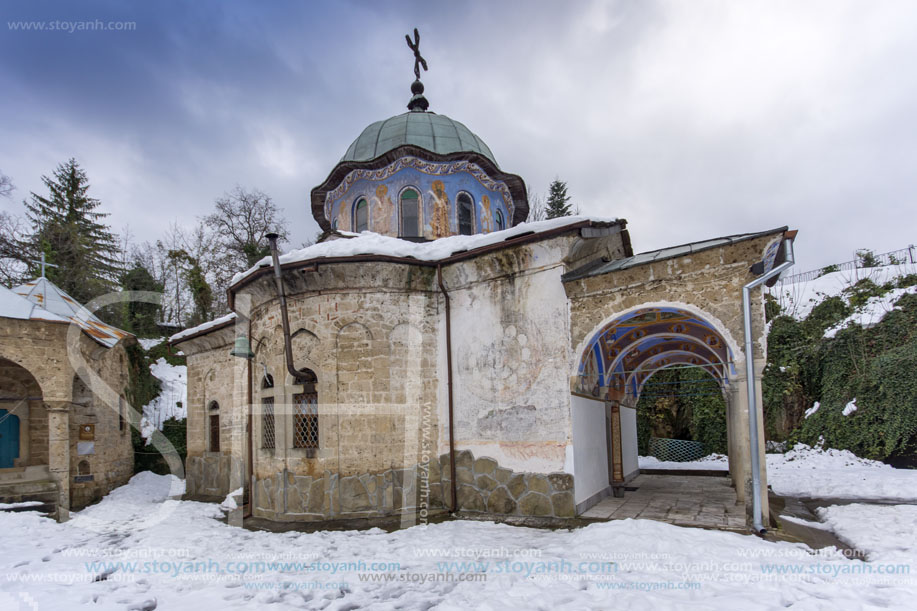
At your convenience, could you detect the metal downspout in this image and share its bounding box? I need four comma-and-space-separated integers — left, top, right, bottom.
742, 236, 795, 533
437, 264, 458, 513
266, 233, 308, 385
245, 317, 253, 519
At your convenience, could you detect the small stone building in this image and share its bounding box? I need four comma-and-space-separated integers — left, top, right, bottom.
173, 61, 794, 529
0, 277, 134, 519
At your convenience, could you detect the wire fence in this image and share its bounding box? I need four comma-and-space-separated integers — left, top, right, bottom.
647, 437, 706, 462
778, 244, 916, 285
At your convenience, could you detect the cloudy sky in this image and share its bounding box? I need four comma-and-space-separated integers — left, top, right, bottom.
1, 0, 915, 270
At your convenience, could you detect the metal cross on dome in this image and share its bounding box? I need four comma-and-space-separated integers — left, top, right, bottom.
405, 28, 427, 80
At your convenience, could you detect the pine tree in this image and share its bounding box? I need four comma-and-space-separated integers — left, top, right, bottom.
23, 159, 121, 303
545, 179, 573, 219
120, 263, 164, 337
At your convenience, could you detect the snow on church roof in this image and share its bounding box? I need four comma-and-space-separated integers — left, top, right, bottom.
169, 312, 237, 344
0, 283, 69, 323
231, 216, 619, 286
11, 277, 131, 347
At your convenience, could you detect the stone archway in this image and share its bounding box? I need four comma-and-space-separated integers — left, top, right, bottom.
0, 357, 46, 470
569, 305, 757, 519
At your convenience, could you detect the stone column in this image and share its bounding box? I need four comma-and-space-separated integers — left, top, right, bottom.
47, 402, 70, 522
724, 380, 741, 496
609, 400, 624, 497
731, 360, 770, 526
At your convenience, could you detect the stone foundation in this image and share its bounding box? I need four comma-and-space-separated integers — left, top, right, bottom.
445, 450, 575, 518
186, 454, 233, 500
250, 449, 575, 521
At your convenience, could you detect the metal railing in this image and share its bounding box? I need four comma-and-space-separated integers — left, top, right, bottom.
647, 437, 706, 462
778, 245, 915, 285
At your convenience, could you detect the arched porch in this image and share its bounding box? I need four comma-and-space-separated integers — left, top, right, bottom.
0, 357, 60, 512
570, 306, 761, 527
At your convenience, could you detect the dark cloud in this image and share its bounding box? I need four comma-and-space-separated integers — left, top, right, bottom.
1, 0, 915, 270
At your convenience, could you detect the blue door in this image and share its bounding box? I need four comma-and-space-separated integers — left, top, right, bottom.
0, 409, 20, 468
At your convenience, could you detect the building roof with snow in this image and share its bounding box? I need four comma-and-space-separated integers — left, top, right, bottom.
229, 216, 625, 289
11, 277, 131, 347
169, 312, 237, 345
0, 283, 68, 323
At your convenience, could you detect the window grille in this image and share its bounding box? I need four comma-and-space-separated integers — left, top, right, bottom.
293, 393, 319, 449
261, 397, 275, 449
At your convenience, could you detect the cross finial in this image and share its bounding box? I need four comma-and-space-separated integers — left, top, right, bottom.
30, 252, 59, 278
405, 28, 430, 112
405, 28, 427, 81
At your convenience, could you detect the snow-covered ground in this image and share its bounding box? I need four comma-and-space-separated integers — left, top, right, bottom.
769, 262, 917, 325
140, 357, 187, 443
1, 469, 916, 610
138, 337, 166, 350
642, 445, 917, 501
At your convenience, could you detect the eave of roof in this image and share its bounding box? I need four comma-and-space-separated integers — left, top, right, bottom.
169, 312, 237, 346
228, 217, 625, 310
562, 226, 790, 282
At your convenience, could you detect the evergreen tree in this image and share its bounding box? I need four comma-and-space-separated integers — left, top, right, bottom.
120, 263, 164, 337
22, 159, 121, 303
545, 179, 573, 219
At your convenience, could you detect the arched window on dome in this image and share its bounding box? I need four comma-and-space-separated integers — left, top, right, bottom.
353, 198, 368, 232
400, 188, 420, 238
331, 218, 338, 232
494, 209, 505, 232
457, 192, 474, 236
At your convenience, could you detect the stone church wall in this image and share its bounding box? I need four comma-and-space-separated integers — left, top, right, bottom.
0, 317, 134, 513
182, 325, 240, 501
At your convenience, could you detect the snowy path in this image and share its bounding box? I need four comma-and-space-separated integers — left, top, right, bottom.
1, 471, 916, 610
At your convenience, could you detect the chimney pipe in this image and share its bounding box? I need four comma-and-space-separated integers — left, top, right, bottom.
266, 233, 308, 384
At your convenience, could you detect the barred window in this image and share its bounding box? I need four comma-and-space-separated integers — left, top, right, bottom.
261, 397, 275, 449
293, 368, 319, 450
293, 393, 318, 449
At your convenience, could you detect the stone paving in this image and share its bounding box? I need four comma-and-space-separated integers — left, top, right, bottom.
581, 474, 746, 530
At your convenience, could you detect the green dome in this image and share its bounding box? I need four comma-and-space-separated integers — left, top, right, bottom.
341, 112, 498, 166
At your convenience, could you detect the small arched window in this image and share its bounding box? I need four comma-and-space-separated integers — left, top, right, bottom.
208, 401, 220, 452
494, 209, 505, 232
261, 372, 275, 449
354, 198, 368, 232
293, 368, 319, 451
457, 193, 474, 236
400, 188, 420, 238
331, 218, 338, 231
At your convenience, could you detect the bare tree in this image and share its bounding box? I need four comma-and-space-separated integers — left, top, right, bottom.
0, 210, 28, 284
0, 171, 13, 199
203, 186, 289, 268
526, 189, 547, 222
